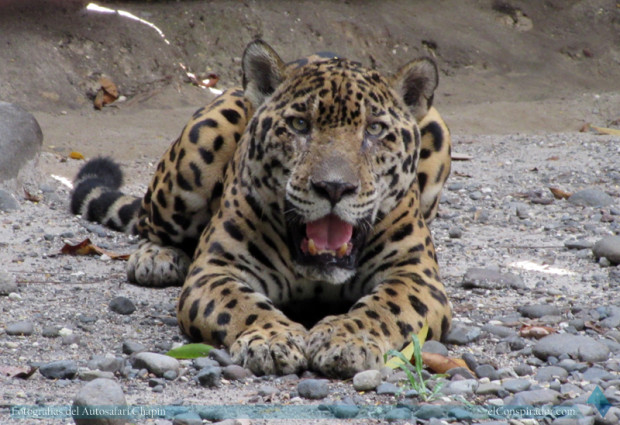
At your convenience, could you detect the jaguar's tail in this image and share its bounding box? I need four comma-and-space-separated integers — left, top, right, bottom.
71, 157, 142, 233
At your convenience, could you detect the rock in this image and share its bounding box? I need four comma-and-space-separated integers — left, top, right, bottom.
42, 326, 60, 338
122, 340, 146, 355
557, 359, 587, 373
221, 364, 252, 380
73, 378, 127, 425
568, 189, 614, 207
0, 271, 18, 295
132, 352, 180, 377
329, 403, 360, 419
87, 355, 124, 373
482, 324, 517, 338
513, 363, 533, 376
518, 304, 561, 319
415, 405, 445, 419
475, 364, 499, 380
506, 389, 561, 405
109, 297, 136, 315
533, 334, 610, 362
421, 340, 449, 356
193, 357, 219, 370
448, 227, 463, 238
0, 102, 42, 182
444, 379, 478, 395
535, 366, 568, 382
502, 378, 531, 393
0, 189, 19, 211
444, 323, 482, 345
582, 366, 613, 382
592, 236, 620, 265
258, 385, 278, 396
39, 360, 78, 379
385, 407, 412, 421
352, 370, 382, 391
196, 366, 221, 388
476, 382, 502, 395
297, 379, 329, 399
376, 382, 399, 395
208, 348, 234, 366
6, 320, 34, 336
172, 412, 203, 425
461, 267, 525, 290
78, 369, 116, 381
564, 239, 594, 250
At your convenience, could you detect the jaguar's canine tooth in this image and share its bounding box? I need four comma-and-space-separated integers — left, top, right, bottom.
336, 243, 348, 258
307, 238, 318, 256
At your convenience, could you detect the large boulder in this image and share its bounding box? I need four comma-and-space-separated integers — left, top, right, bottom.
0, 102, 43, 182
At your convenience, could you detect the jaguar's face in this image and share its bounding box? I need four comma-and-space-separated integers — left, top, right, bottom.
242, 59, 422, 284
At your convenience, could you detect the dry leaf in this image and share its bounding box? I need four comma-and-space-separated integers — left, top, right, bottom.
549, 187, 571, 200
590, 125, 620, 136
584, 321, 605, 334
61, 238, 130, 261
421, 352, 474, 375
579, 123, 590, 133
69, 151, 85, 160
94, 89, 105, 110
451, 153, 473, 161
0, 365, 38, 379
23, 188, 41, 202
100, 76, 119, 98
519, 324, 556, 339
547, 156, 560, 161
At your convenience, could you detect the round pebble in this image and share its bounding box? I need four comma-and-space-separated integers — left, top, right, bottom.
376, 382, 399, 395
132, 352, 180, 377
461, 267, 525, 290
258, 384, 278, 396
0, 102, 42, 181
352, 369, 382, 391
297, 379, 329, 399
0, 189, 20, 212
518, 304, 561, 318
448, 227, 463, 238
6, 320, 34, 336
385, 407, 412, 421
109, 296, 136, 315
222, 364, 252, 380
444, 379, 478, 395
87, 355, 124, 373
122, 340, 146, 355
535, 366, 568, 382
475, 364, 499, 380
507, 389, 561, 406
73, 378, 126, 425
568, 189, 614, 207
533, 334, 610, 362
0, 271, 18, 295
193, 357, 219, 370
41, 326, 60, 338
513, 363, 533, 376
502, 378, 531, 393
421, 340, 449, 356
329, 403, 360, 419
172, 412, 203, 425
208, 348, 234, 366
196, 366, 221, 388
444, 323, 482, 345
40, 360, 78, 380
592, 236, 620, 265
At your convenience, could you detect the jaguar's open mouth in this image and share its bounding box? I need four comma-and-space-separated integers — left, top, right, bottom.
287, 207, 367, 270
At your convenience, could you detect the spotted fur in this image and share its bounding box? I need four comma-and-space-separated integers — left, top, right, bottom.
71, 41, 452, 377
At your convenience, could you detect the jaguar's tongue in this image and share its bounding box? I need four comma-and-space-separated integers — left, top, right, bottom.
305, 215, 353, 255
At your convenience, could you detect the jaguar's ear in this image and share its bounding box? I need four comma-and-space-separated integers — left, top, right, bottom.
390, 57, 438, 122
242, 40, 287, 109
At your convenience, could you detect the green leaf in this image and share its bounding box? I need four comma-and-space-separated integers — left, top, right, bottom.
385, 320, 429, 369
166, 343, 213, 359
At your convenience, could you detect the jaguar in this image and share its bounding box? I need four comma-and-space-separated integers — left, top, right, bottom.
71, 40, 452, 377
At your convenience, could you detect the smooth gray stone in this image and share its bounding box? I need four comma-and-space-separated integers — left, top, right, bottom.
568, 189, 614, 207
533, 334, 610, 362
73, 378, 127, 425
592, 236, 620, 265
0, 102, 42, 182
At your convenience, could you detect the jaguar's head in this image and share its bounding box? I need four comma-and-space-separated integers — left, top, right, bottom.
240, 40, 438, 284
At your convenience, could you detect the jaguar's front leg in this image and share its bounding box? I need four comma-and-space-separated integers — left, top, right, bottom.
177, 265, 307, 376
306, 272, 451, 378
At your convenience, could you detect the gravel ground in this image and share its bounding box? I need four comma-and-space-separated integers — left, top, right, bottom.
1, 131, 620, 425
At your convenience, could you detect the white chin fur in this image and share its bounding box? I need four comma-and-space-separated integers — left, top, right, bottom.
294, 264, 355, 285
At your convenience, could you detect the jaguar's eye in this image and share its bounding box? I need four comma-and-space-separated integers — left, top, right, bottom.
366, 122, 386, 137
287, 117, 311, 134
